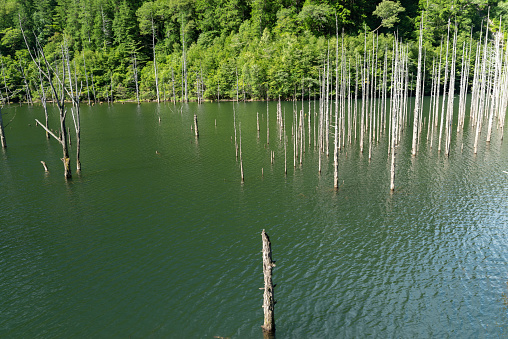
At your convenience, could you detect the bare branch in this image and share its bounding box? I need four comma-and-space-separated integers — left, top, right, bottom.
35, 119, 63, 145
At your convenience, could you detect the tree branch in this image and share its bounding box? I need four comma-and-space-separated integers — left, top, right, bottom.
35, 119, 63, 145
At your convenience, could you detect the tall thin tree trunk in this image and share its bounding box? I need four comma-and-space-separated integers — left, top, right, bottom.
182, 15, 188, 103
151, 15, 160, 103
82, 51, 91, 105
0, 53, 9, 104
133, 52, 140, 104
0, 106, 6, 148
412, 16, 424, 156
334, 17, 339, 189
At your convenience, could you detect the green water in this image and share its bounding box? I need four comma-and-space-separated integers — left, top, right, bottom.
0, 101, 507, 338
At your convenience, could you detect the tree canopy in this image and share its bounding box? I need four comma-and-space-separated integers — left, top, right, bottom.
0, 0, 504, 103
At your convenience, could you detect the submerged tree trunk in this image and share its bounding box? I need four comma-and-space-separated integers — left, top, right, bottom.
261, 229, 275, 336
0, 106, 6, 148
412, 16, 424, 156
66, 46, 81, 172
22, 24, 72, 179
194, 114, 199, 137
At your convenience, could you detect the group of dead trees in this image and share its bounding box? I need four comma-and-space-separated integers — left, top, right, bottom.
20, 25, 82, 179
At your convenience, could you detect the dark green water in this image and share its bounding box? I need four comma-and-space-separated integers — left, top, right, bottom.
0, 100, 507, 338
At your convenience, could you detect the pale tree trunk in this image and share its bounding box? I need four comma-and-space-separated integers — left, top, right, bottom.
82, 51, 91, 105
22, 23, 72, 178
171, 67, 176, 104
151, 15, 160, 103
133, 52, 140, 104
66, 45, 81, 172
412, 16, 424, 156
182, 15, 188, 102
333, 16, 339, 189
0, 106, 6, 148
38, 70, 49, 139
19, 61, 33, 105
0, 53, 9, 104
261, 229, 275, 336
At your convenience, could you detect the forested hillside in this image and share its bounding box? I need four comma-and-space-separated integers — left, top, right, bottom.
0, 0, 505, 102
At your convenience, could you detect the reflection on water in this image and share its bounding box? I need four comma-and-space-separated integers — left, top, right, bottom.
0, 100, 507, 338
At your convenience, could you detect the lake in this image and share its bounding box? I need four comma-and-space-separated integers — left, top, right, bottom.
0, 100, 507, 338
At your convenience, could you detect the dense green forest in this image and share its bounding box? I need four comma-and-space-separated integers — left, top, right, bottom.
0, 0, 506, 102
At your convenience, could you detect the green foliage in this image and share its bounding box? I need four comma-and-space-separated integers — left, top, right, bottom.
0, 0, 498, 103
297, 1, 334, 36
373, 0, 405, 31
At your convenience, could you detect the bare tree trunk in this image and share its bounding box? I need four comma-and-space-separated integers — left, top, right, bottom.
19, 61, 33, 105
334, 17, 339, 189
133, 52, 140, 104
438, 22, 451, 153
261, 229, 276, 336
171, 67, 176, 105
412, 16, 424, 156
151, 15, 160, 103
239, 122, 244, 183
37, 69, 49, 139
193, 114, 199, 137
82, 51, 91, 105
21, 23, 72, 178
266, 95, 269, 145
65, 45, 81, 172
0, 106, 6, 148
0, 53, 9, 104
182, 15, 188, 103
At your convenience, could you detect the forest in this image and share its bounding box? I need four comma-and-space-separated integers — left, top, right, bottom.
0, 0, 507, 103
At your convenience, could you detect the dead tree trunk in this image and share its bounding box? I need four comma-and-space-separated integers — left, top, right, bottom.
0, 106, 6, 148
239, 122, 244, 183
66, 46, 82, 172
194, 114, 199, 137
261, 229, 275, 336
133, 52, 140, 105
38, 70, 49, 139
151, 14, 160, 103
82, 51, 91, 105
0, 53, 9, 104
182, 15, 188, 102
19, 61, 33, 105
22, 25, 72, 179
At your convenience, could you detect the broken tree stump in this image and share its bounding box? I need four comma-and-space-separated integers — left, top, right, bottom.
40, 161, 48, 172
194, 114, 199, 137
261, 229, 276, 336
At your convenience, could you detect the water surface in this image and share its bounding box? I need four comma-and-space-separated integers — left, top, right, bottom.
0, 100, 507, 338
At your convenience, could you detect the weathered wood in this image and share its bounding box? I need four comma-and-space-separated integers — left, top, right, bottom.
21, 23, 72, 179
239, 122, 244, 183
35, 119, 61, 144
0, 106, 6, 148
194, 114, 199, 137
261, 229, 275, 335
412, 16, 424, 156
